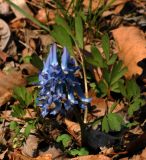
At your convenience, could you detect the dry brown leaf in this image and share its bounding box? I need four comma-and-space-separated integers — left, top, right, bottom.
35, 154, 52, 160
0, 148, 8, 160
35, 9, 55, 24
130, 148, 146, 160
83, 0, 129, 12
0, 1, 10, 15
90, 97, 124, 118
20, 63, 39, 75
10, 0, 33, 19
112, 26, 146, 78
0, 50, 8, 62
21, 135, 39, 158
0, 19, 10, 51
10, 151, 52, 160
140, 148, 146, 159
70, 154, 111, 160
0, 71, 26, 106
64, 119, 81, 145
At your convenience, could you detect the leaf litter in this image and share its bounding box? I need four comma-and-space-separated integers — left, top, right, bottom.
0, 0, 146, 160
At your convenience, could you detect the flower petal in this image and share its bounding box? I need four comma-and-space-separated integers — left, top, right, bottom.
41, 104, 49, 117
61, 47, 70, 73
76, 85, 91, 103
68, 86, 78, 104
51, 43, 58, 67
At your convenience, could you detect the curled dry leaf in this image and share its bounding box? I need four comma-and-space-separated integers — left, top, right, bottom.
0, 19, 10, 51
112, 26, 146, 78
70, 154, 111, 160
0, 71, 26, 106
64, 119, 81, 145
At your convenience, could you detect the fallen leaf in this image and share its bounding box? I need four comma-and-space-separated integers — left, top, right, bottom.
35, 154, 52, 160
90, 96, 124, 118
140, 148, 146, 159
21, 135, 39, 158
10, 151, 52, 160
112, 26, 146, 78
0, 148, 8, 160
20, 63, 39, 75
10, 0, 33, 19
64, 119, 81, 145
0, 19, 10, 51
0, 1, 10, 15
0, 50, 8, 62
39, 146, 62, 160
70, 154, 111, 160
0, 71, 26, 106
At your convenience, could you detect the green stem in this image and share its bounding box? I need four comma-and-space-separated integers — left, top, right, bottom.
75, 43, 89, 124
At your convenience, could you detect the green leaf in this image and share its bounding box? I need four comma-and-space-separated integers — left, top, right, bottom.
85, 56, 99, 66
75, 15, 83, 48
56, 134, 72, 148
126, 121, 139, 128
31, 54, 43, 70
24, 123, 35, 137
13, 87, 26, 105
51, 25, 73, 55
55, 15, 74, 40
128, 98, 144, 116
111, 82, 120, 92
11, 105, 26, 118
110, 62, 127, 85
107, 54, 117, 65
10, 121, 18, 130
23, 56, 32, 63
25, 92, 33, 106
69, 148, 89, 156
107, 113, 123, 131
13, 87, 33, 106
126, 79, 140, 100
102, 33, 110, 61
119, 81, 126, 97
98, 80, 108, 97
103, 68, 111, 85
26, 75, 39, 85
91, 46, 105, 67
102, 116, 109, 133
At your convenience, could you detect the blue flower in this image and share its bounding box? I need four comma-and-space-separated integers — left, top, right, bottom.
37, 44, 91, 117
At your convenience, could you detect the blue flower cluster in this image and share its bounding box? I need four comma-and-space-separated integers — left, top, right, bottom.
37, 44, 91, 117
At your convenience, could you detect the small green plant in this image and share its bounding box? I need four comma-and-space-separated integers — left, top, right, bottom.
56, 134, 72, 148
69, 147, 89, 156
86, 34, 127, 97
102, 113, 123, 133
9, 86, 38, 147
119, 79, 145, 116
